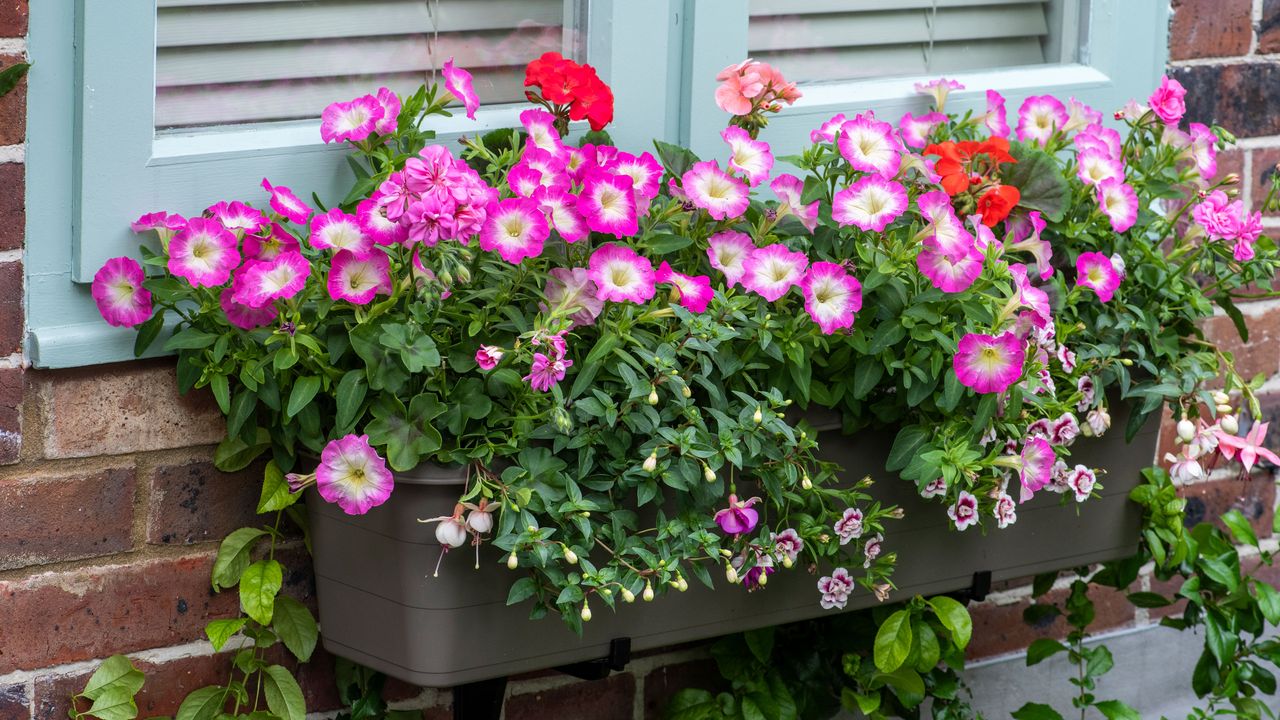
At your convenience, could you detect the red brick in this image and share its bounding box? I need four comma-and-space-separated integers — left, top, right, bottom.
1174, 63, 1280, 139
0, 366, 20, 465
1169, 0, 1253, 60
146, 460, 262, 546
1202, 308, 1280, 381
0, 465, 136, 571
0, 54, 25, 148
1179, 473, 1276, 539
38, 360, 224, 459
966, 583, 1135, 660
1261, 0, 1280, 53
505, 673, 636, 720
0, 261, 20, 356
0, 0, 25, 37
0, 684, 29, 720
643, 659, 725, 719
0, 162, 22, 252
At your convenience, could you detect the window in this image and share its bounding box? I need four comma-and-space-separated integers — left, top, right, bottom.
25, 0, 1167, 368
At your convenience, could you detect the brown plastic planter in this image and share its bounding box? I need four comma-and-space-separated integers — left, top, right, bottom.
307, 404, 1159, 688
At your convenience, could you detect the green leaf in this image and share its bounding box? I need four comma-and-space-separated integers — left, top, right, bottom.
1004, 141, 1071, 221
285, 376, 321, 419
82, 655, 145, 699
644, 233, 693, 254
1011, 703, 1065, 720
653, 139, 700, 177
204, 618, 247, 651
257, 460, 299, 513
1125, 591, 1172, 608
1256, 581, 1280, 624
132, 310, 166, 357
211, 527, 267, 590
239, 559, 284, 625
86, 685, 140, 720
1031, 571, 1057, 599
226, 389, 258, 442
209, 374, 230, 415
507, 577, 537, 605
927, 595, 972, 649
1094, 700, 1141, 720
1085, 645, 1115, 677
1025, 638, 1067, 666
334, 370, 368, 433
262, 665, 307, 720
213, 429, 271, 472
886, 427, 929, 473
1221, 509, 1259, 548
873, 609, 913, 672
0, 62, 30, 97
744, 627, 775, 663
164, 327, 218, 351
175, 686, 226, 720
364, 394, 446, 471
272, 596, 318, 662
1215, 294, 1249, 343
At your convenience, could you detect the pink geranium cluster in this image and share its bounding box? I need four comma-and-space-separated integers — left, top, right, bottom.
1193, 189, 1263, 261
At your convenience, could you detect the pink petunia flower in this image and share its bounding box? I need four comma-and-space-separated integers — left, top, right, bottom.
1216, 422, 1280, 471
682, 161, 750, 220
1076, 148, 1125, 187
310, 208, 372, 256
1096, 178, 1138, 232
524, 352, 572, 392
543, 267, 604, 327
837, 114, 902, 178
917, 234, 983, 293
1063, 98, 1102, 134
715, 494, 761, 535
578, 171, 639, 238
915, 78, 964, 111
1004, 211, 1053, 280
707, 230, 756, 286
656, 261, 714, 313
810, 113, 847, 144
817, 567, 854, 609
475, 345, 504, 370
131, 211, 186, 245
374, 87, 401, 135
898, 111, 947, 149
832, 175, 908, 232
233, 251, 310, 308
1020, 437, 1055, 501
985, 90, 1010, 137
91, 257, 152, 328
218, 287, 277, 330
479, 197, 549, 264
1009, 263, 1051, 322
1076, 124, 1123, 158
611, 151, 663, 200
948, 490, 980, 531
1188, 123, 1218, 178
531, 186, 588, 243
1016, 95, 1068, 146
520, 108, 563, 157
741, 243, 809, 302
993, 492, 1017, 529
801, 261, 862, 335
260, 179, 313, 225
168, 217, 240, 287
442, 57, 480, 120
242, 222, 301, 262
357, 197, 409, 247
953, 331, 1025, 394
721, 126, 774, 185
328, 249, 391, 305
316, 434, 395, 515
1075, 251, 1122, 302
205, 201, 267, 235
1148, 75, 1187, 125
770, 174, 819, 231
1065, 465, 1098, 503
588, 243, 656, 304
833, 507, 864, 544
320, 94, 384, 144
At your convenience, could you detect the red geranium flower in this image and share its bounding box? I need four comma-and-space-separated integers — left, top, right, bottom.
524, 52, 614, 132
976, 185, 1021, 226
923, 137, 1017, 196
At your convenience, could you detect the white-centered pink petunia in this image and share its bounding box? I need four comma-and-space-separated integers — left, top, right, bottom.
810, 113, 847, 144
544, 267, 604, 327
374, 86, 401, 135
948, 490, 979, 531
1016, 95, 1068, 146
898, 111, 946, 149
242, 222, 301, 262
770, 174, 819, 231
707, 230, 756, 286
520, 109, 564, 157
260, 178, 313, 225
91, 257, 152, 328
682, 161, 750, 220
1064, 97, 1102, 134
1009, 263, 1051, 322
1019, 436, 1055, 501
801, 261, 862, 334
357, 197, 408, 247
656, 261, 714, 313
578, 171, 639, 238
915, 78, 964, 111
833, 176, 908, 232
721, 126, 774, 185
233, 251, 310, 308
1096, 178, 1138, 232
837, 114, 901, 177
1076, 148, 1125, 187
168, 217, 240, 287
985, 90, 1010, 137
310, 208, 372, 256
588, 243, 656, 304
316, 434, 394, 515
328, 249, 391, 304
205, 201, 267, 235
131, 211, 186, 245
1004, 211, 1053, 280
479, 197, 549, 264
320, 94, 384, 144
954, 331, 1024, 394
443, 57, 480, 120
741, 243, 809, 302
611, 151, 663, 200
532, 186, 588, 243
916, 235, 983, 293
219, 287, 277, 330
1076, 124, 1122, 159
1075, 251, 1122, 302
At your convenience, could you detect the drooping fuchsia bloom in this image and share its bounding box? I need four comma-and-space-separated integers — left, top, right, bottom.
914, 77, 964, 111
91, 257, 152, 328
742, 243, 808, 302
1016, 95, 1068, 146
770, 174, 819, 232
1075, 251, 1122, 302
736, 552, 775, 591
320, 94, 384, 144
984, 90, 1010, 138
578, 171, 638, 237
722, 126, 774, 185
260, 178, 313, 225
233, 251, 310, 308
817, 567, 854, 609
832, 175, 908, 232
205, 201, 267, 235
707, 230, 756, 286
219, 288, 277, 330
833, 506, 864, 545
588, 243, 656, 304
1019, 437, 1055, 501
479, 197, 549, 264
682, 161, 750, 221
310, 208, 372, 256
953, 331, 1025, 394
442, 57, 480, 120
316, 434, 395, 515
837, 114, 902, 178
1148, 75, 1187, 125
948, 490, 979, 531
801, 261, 862, 335
1096, 178, 1138, 233
655, 261, 714, 313
475, 345, 504, 371
168, 218, 240, 288
714, 494, 761, 535
1216, 422, 1280, 472
328, 249, 391, 305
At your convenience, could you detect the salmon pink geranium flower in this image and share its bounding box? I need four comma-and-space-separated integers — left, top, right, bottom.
316, 434, 395, 515
954, 331, 1025, 394
92, 257, 152, 328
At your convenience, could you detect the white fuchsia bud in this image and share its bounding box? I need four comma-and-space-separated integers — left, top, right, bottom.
563, 546, 578, 564
801, 473, 812, 490
507, 551, 519, 570
642, 582, 655, 602
580, 602, 592, 622
677, 576, 689, 592
756, 571, 768, 587
703, 464, 716, 483
467, 510, 493, 534
1213, 390, 1231, 405
1177, 419, 1196, 443
648, 388, 659, 405
643, 452, 658, 473
782, 555, 793, 569
719, 548, 733, 558
435, 519, 468, 549
725, 565, 739, 584
1221, 414, 1239, 435
753, 407, 763, 424
621, 587, 636, 603
681, 385, 692, 398
1217, 404, 1233, 414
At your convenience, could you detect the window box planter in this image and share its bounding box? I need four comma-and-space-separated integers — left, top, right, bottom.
308, 402, 1159, 688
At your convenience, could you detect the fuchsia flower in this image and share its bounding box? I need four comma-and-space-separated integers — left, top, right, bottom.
948, 491, 979, 531
578, 171, 639, 237
1075, 251, 1122, 302
810, 113, 847, 144
817, 568, 854, 609
328, 249, 391, 304
205, 201, 266, 235
915, 78, 964, 111
91, 257, 152, 328
742, 243, 809, 302
316, 434, 395, 515
543, 267, 604, 327
1148, 75, 1187, 125
832, 176, 908, 232
1076, 148, 1125, 187
656, 262, 714, 313
1217, 422, 1280, 471
682, 161, 750, 220
1019, 437, 1055, 501
475, 345, 504, 370
219, 288, 277, 330
374, 87, 401, 135
707, 230, 756, 286
953, 331, 1025, 394
715, 494, 761, 535
837, 114, 902, 177
357, 198, 408, 246
588, 243, 656, 304
770, 174, 819, 231
833, 507, 864, 544
310, 209, 372, 256
993, 493, 1017, 529
1096, 178, 1138, 232
242, 223, 301, 262
985, 90, 1010, 137
1065, 465, 1097, 502
479, 197, 549, 264
722, 126, 774, 185
233, 251, 310, 307
801, 261, 862, 335
260, 179, 313, 225
320, 94, 384, 144
1016, 95, 1068, 146
525, 352, 572, 392
443, 57, 480, 120
168, 218, 240, 287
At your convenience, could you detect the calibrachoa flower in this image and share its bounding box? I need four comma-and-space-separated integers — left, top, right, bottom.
833, 507, 864, 544
234, 251, 310, 307
1065, 465, 1097, 502
832, 175, 908, 232
682, 161, 749, 220
168, 218, 240, 287
948, 491, 979, 531
328, 249, 391, 304
524, 351, 572, 392
92, 257, 152, 328
316, 434, 395, 515
588, 243, 656, 304
817, 567, 854, 609
802, 261, 862, 334
1051, 413, 1081, 446
1148, 75, 1187, 125
953, 331, 1025, 394
863, 533, 883, 568
721, 126, 774, 185
1020, 437, 1055, 500
475, 345, 504, 370
578, 171, 639, 237
320, 94, 384, 144
310, 208, 371, 255
260, 179, 313, 225
772, 529, 803, 565
837, 114, 902, 177
442, 57, 480, 120
707, 230, 756, 286
1076, 251, 1122, 302
921, 478, 947, 498
742, 243, 809, 302
993, 493, 1017, 529
714, 494, 760, 535
1096, 178, 1139, 232
1016, 95, 1068, 146
479, 197, 549, 264
219, 288, 277, 330
770, 174, 819, 231
656, 262, 714, 313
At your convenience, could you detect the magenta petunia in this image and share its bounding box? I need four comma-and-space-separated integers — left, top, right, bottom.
520, 109, 564, 157
242, 222, 301, 262
442, 57, 480, 120
1076, 148, 1125, 187
714, 494, 761, 535
578, 171, 638, 238
707, 230, 756, 287
837, 114, 902, 178
1009, 263, 1051, 322
260, 178, 313, 225
91, 257, 152, 328
1076, 124, 1122, 158
320, 95, 384, 144
310, 208, 372, 256
947, 490, 979, 531
721, 126, 774, 185
205, 201, 267, 235
611, 151, 664, 200
218, 287, 277, 330
357, 197, 408, 247
588, 243, 656, 304
479, 197, 550, 264
682, 161, 750, 221
1016, 95, 1068, 146
131, 211, 186, 241
898, 111, 946, 149
168, 217, 240, 288
1019, 436, 1055, 501
954, 331, 1025, 394
916, 235, 983, 293
233, 251, 310, 308
316, 434, 395, 515
832, 176, 908, 232
374, 87, 401, 135
1096, 178, 1138, 233
1064, 97, 1102, 133
742, 243, 809, 302
1075, 251, 1121, 302
915, 77, 964, 111
985, 90, 1010, 138
810, 112, 847, 144
656, 261, 715, 314
770, 174, 819, 232
1148, 75, 1187, 125
544, 267, 604, 328
1004, 211, 1053, 280
801, 261, 862, 335
532, 186, 588, 243
328, 249, 391, 305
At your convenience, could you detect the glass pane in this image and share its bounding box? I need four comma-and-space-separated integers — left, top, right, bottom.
154, 0, 582, 130
747, 0, 1077, 85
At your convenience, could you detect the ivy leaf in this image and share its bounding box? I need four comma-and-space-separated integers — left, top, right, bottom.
1004, 141, 1071, 221
927, 595, 972, 649
211, 527, 267, 591
273, 596, 319, 662
1011, 703, 1065, 720
239, 559, 284, 626
205, 618, 247, 651
873, 609, 913, 672
262, 665, 307, 720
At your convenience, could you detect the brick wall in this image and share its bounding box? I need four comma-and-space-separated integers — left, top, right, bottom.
3, 1, 1280, 717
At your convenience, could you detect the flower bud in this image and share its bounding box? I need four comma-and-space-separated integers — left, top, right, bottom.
643, 451, 658, 473
782, 555, 793, 569
703, 464, 716, 483
756, 571, 768, 587
439, 270, 454, 287
454, 264, 472, 284
720, 548, 733, 558
580, 602, 592, 622
1213, 390, 1231, 405
1121, 358, 1133, 366
752, 407, 763, 424
1217, 403, 1233, 414
677, 576, 689, 592
648, 388, 659, 405
563, 546, 578, 564
467, 510, 493, 534
1221, 414, 1239, 435
507, 551, 519, 570
725, 565, 739, 584
435, 519, 468, 549
1177, 419, 1196, 443
681, 385, 692, 399
1223, 173, 1241, 186
801, 473, 812, 490
551, 406, 573, 434
621, 587, 636, 603
526, 524, 538, 533
642, 582, 655, 602
599, 587, 612, 597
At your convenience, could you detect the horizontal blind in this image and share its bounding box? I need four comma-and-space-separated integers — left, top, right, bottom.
748, 0, 1069, 85
155, 0, 576, 129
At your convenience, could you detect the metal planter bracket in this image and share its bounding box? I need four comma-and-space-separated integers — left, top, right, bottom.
553, 636, 633, 681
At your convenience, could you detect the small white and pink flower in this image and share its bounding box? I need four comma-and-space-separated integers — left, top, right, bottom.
1096, 178, 1138, 233
993, 492, 1017, 529
707, 230, 756, 286
770, 174, 819, 232
898, 111, 946, 149
1020, 437, 1056, 500
948, 491, 980, 531
316, 434, 395, 515
682, 161, 750, 220
817, 567, 854, 610
832, 176, 908, 232
475, 345, 505, 371
915, 78, 964, 111
721, 126, 774, 185
985, 90, 1010, 137
479, 197, 549, 264
205, 201, 267, 235
168, 218, 240, 288
1051, 413, 1081, 446
833, 507, 864, 545
233, 251, 310, 308
320, 94, 384, 144
771, 529, 804, 564
1065, 465, 1098, 502
1016, 95, 1068, 146
921, 477, 947, 498
261, 178, 313, 225
1076, 148, 1125, 187
863, 533, 883, 568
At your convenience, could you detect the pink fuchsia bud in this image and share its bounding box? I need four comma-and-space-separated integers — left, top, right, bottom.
466, 510, 493, 534
714, 494, 761, 535
475, 345, 504, 370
